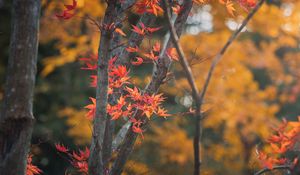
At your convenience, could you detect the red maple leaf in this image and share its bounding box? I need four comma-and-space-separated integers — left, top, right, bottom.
134, 0, 163, 16
156, 107, 171, 118
79, 54, 98, 70
126, 86, 142, 101
84, 97, 96, 120
144, 51, 159, 61
126, 46, 139, 53
110, 65, 129, 78
131, 57, 144, 66
147, 26, 162, 33
152, 42, 161, 52
131, 24, 146, 35
26, 155, 42, 175
166, 48, 179, 61
55, 143, 69, 153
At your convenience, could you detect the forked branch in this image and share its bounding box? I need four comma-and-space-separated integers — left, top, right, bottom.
163, 0, 265, 174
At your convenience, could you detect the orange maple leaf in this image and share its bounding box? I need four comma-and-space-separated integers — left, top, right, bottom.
115, 28, 126, 36
126, 46, 139, 53
144, 51, 159, 61
84, 97, 96, 120
131, 24, 146, 35
26, 155, 42, 175
152, 42, 161, 52
226, 1, 236, 16
146, 26, 162, 33
166, 48, 179, 61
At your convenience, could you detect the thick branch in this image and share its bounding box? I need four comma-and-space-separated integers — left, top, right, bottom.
102, 0, 137, 169
111, 14, 166, 152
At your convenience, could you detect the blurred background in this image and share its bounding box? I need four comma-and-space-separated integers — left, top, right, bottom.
0, 0, 300, 174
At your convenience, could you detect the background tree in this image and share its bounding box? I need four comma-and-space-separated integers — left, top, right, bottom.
0, 0, 40, 174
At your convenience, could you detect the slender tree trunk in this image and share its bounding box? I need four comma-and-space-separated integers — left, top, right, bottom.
110, 2, 194, 175
88, 1, 118, 175
0, 0, 40, 175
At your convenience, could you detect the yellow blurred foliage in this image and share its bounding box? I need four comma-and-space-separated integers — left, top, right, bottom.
58, 107, 92, 145
40, 0, 105, 76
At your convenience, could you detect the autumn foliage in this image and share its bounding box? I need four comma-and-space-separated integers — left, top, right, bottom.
257, 117, 300, 170
15, 0, 300, 174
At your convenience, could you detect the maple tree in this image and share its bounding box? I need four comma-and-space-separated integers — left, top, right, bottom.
49, 0, 267, 174
1, 0, 300, 175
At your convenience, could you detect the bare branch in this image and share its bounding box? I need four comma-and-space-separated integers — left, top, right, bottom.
112, 121, 131, 152
198, 0, 266, 111
162, 0, 265, 175
161, 1, 204, 174
162, 0, 199, 103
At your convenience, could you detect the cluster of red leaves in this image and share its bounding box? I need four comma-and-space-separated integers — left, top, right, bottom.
56, 0, 171, 140
257, 117, 300, 170
55, 144, 90, 174
56, 0, 77, 20
80, 55, 130, 92
26, 154, 42, 175
105, 86, 169, 136
134, 0, 164, 16
81, 54, 170, 135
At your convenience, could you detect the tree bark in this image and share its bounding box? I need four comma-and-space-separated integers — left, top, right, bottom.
0, 0, 40, 175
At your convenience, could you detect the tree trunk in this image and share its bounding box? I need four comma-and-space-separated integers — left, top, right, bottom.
0, 0, 40, 175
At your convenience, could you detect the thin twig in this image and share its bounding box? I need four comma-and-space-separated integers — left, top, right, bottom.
254, 165, 291, 175
162, 0, 199, 101
162, 1, 204, 175
198, 0, 266, 112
